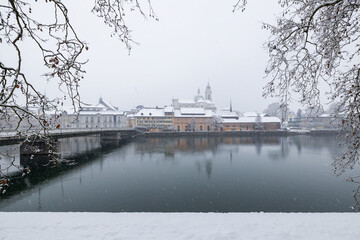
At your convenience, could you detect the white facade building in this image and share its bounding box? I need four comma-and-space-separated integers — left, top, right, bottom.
59, 97, 128, 129
172, 83, 216, 112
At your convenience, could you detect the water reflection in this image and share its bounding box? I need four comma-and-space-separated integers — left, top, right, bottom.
135, 136, 282, 156
135, 135, 340, 161
0, 135, 359, 212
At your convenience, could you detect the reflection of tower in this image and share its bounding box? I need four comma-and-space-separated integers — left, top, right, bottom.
205, 82, 212, 101
205, 160, 213, 178
255, 113, 262, 130
255, 136, 262, 155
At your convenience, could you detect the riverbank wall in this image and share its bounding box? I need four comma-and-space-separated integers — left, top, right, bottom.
142, 129, 341, 138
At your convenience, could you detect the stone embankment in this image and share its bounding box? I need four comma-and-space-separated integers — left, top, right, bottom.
143, 129, 340, 138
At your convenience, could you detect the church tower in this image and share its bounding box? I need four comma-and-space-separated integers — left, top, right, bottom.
194, 88, 204, 102
205, 82, 212, 101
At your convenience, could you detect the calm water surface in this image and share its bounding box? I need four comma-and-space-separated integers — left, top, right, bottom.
0, 135, 358, 212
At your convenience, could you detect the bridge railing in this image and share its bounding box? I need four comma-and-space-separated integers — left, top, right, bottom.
0, 127, 135, 139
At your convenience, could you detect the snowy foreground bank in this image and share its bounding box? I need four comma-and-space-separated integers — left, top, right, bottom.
1, 212, 360, 240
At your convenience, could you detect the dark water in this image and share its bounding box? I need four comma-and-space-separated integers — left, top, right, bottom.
0, 135, 359, 212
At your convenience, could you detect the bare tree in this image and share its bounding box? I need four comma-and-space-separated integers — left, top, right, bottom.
244, 0, 360, 209
255, 1, 360, 172
263, 102, 282, 118
0, 0, 155, 180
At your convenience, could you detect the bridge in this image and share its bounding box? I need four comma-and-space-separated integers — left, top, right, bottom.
0, 128, 140, 169
0, 128, 139, 144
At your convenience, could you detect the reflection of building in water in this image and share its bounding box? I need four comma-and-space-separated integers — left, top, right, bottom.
135, 137, 281, 157
135, 137, 220, 155
194, 159, 213, 178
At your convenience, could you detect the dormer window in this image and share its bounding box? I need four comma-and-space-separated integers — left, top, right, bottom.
149, 113, 152, 116
141, 113, 144, 115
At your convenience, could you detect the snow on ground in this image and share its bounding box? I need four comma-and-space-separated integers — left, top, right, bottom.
1, 212, 360, 240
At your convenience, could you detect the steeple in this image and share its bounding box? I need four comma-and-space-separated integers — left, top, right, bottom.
205, 82, 212, 101
230, 99, 233, 112
194, 88, 203, 102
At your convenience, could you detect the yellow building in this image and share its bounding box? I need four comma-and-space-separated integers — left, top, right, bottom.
221, 116, 281, 131
132, 107, 174, 131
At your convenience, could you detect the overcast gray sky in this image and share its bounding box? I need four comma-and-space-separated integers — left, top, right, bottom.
15, 0, 309, 112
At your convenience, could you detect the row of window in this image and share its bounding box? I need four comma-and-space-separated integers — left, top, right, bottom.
137, 117, 173, 120
176, 125, 212, 131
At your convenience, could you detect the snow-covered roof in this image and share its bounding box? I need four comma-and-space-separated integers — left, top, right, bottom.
243, 112, 259, 117
178, 99, 196, 104
78, 110, 124, 116
222, 117, 257, 123
261, 117, 281, 123
196, 99, 212, 104
97, 100, 117, 111
164, 106, 174, 113
180, 108, 205, 115
135, 108, 165, 117
218, 110, 238, 118
174, 109, 214, 118
82, 105, 106, 112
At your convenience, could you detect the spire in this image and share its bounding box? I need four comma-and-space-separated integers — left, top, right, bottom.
230, 99, 233, 112
197, 88, 200, 94
205, 82, 212, 101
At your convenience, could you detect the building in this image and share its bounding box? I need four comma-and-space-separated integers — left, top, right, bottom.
173, 108, 217, 132
127, 84, 282, 132
132, 107, 175, 131
218, 101, 239, 120
220, 114, 281, 131
59, 97, 127, 129
288, 114, 342, 130
172, 83, 216, 112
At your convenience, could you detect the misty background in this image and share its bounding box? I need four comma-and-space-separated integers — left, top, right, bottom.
5, 0, 331, 112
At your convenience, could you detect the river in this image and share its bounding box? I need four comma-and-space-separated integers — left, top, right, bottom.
0, 135, 358, 212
